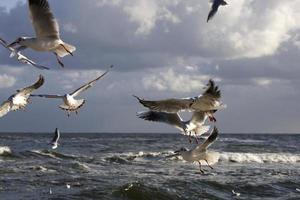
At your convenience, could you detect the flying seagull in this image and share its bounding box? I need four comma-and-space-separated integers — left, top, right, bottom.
0, 37, 49, 70
134, 79, 226, 121
172, 126, 219, 173
0, 75, 45, 118
7, 0, 76, 68
207, 0, 228, 22
51, 128, 60, 149
31, 65, 113, 116
137, 110, 211, 143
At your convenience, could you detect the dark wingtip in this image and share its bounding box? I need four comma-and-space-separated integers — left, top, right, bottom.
133, 95, 141, 101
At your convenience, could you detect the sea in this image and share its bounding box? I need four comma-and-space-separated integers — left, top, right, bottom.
0, 133, 299, 200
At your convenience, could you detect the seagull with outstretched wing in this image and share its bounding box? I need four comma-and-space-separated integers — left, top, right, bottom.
31, 65, 113, 116
0, 75, 44, 118
207, 0, 228, 22
7, 0, 76, 68
173, 126, 220, 173
137, 110, 211, 143
134, 79, 226, 121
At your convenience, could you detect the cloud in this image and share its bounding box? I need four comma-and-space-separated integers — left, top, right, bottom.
0, 74, 16, 88
143, 68, 209, 93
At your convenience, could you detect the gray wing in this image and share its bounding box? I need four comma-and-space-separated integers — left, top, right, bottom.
137, 111, 184, 131
31, 94, 64, 99
17, 54, 50, 70
0, 37, 49, 70
28, 0, 60, 38
51, 128, 60, 143
191, 79, 224, 111
207, 0, 219, 22
18, 75, 45, 96
0, 100, 12, 118
70, 65, 113, 97
134, 96, 194, 113
194, 126, 218, 152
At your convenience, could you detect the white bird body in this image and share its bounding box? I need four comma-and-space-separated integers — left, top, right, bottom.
11, 95, 29, 110
19, 37, 62, 52
137, 110, 211, 142
174, 126, 219, 173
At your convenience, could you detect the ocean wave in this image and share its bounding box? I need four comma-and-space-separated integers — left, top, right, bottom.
114, 182, 182, 200
70, 161, 90, 172
0, 146, 12, 155
28, 150, 78, 160
220, 152, 300, 164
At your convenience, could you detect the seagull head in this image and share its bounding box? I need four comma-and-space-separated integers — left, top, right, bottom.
7, 37, 30, 47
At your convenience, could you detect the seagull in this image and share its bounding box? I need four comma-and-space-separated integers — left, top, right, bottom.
232, 190, 241, 197
207, 0, 228, 22
0, 37, 49, 70
134, 79, 226, 122
31, 65, 113, 116
137, 110, 211, 143
0, 75, 44, 118
51, 128, 60, 149
172, 126, 219, 173
7, 0, 76, 68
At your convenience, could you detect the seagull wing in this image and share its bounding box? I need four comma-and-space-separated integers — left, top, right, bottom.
18, 75, 45, 96
0, 100, 12, 118
70, 65, 113, 97
191, 79, 225, 111
207, 1, 219, 22
137, 111, 184, 131
51, 128, 60, 143
194, 126, 218, 153
134, 96, 194, 113
18, 54, 50, 70
31, 94, 64, 99
0, 37, 49, 70
28, 0, 60, 38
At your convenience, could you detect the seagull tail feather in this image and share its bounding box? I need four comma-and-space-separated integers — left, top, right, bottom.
55, 42, 76, 57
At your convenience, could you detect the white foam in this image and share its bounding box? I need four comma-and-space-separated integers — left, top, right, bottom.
0, 146, 12, 155
220, 152, 300, 164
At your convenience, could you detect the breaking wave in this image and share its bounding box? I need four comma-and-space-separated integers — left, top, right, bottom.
220, 152, 300, 164
0, 146, 13, 157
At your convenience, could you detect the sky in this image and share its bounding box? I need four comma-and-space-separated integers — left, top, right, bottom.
0, 0, 300, 133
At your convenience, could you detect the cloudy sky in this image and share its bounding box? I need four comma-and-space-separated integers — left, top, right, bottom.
0, 0, 300, 133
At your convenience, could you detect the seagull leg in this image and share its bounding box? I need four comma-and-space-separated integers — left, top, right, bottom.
75, 111, 78, 115
54, 52, 64, 68
205, 159, 214, 169
198, 161, 205, 174
60, 44, 73, 56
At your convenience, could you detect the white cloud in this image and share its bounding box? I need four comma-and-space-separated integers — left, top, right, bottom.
253, 78, 272, 86
143, 68, 209, 93
0, 74, 16, 88
63, 23, 78, 34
